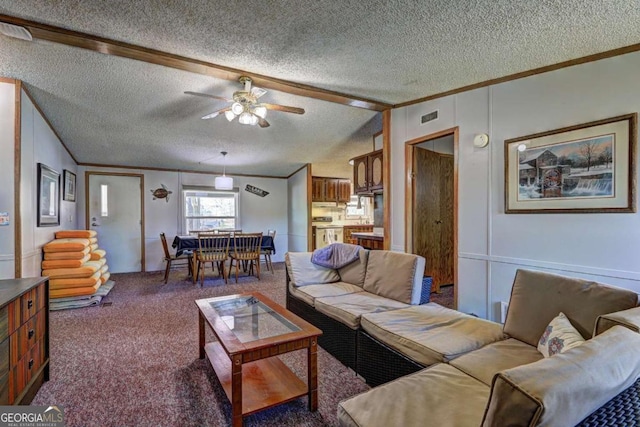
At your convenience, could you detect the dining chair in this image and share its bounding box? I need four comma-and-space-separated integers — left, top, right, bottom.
195, 232, 231, 286
229, 232, 263, 283
260, 229, 276, 273
160, 232, 192, 284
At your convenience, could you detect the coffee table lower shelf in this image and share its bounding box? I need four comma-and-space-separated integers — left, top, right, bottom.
204, 342, 308, 416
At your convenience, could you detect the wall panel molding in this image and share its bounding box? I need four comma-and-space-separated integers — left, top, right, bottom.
459, 252, 640, 282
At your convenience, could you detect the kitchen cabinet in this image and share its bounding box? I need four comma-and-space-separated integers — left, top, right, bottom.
343, 225, 373, 245
353, 149, 383, 194
353, 234, 384, 250
312, 177, 351, 203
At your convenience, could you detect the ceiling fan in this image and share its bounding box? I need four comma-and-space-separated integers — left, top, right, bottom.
185, 76, 305, 128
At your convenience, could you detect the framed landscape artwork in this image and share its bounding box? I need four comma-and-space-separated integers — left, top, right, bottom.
505, 113, 637, 213
63, 170, 76, 202
38, 163, 60, 226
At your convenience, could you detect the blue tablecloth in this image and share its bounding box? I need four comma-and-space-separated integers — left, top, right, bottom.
172, 235, 275, 257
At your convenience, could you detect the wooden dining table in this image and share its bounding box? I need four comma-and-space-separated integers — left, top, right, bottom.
171, 235, 275, 257
172, 234, 276, 281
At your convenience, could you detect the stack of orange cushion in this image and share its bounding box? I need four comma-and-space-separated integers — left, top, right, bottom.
42, 230, 110, 299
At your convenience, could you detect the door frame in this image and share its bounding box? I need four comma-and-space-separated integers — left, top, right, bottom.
404, 127, 458, 306
85, 171, 146, 272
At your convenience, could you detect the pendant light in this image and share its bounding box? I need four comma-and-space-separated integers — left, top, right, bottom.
214, 151, 233, 190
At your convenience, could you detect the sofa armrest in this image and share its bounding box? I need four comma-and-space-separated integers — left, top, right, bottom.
482, 326, 640, 427
594, 306, 640, 336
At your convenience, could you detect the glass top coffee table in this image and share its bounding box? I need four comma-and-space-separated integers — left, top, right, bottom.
196, 292, 322, 426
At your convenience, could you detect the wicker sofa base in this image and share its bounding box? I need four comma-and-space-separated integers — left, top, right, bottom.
286, 288, 358, 370
356, 330, 425, 387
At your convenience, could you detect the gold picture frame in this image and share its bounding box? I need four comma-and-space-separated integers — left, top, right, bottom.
505, 113, 637, 213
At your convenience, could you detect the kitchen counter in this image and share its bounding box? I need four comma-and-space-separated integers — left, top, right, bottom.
351, 232, 383, 239
352, 232, 384, 250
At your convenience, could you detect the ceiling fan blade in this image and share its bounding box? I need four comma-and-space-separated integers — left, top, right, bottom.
262, 103, 305, 115
258, 117, 270, 128
251, 86, 268, 99
201, 107, 230, 120
184, 91, 231, 102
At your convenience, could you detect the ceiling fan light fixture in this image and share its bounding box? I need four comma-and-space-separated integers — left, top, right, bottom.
224, 110, 236, 121
250, 114, 259, 126
238, 112, 253, 125
253, 105, 267, 119
231, 102, 244, 115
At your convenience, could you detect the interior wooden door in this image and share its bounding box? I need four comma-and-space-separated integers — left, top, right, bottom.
439, 154, 454, 286
412, 148, 454, 291
413, 147, 441, 289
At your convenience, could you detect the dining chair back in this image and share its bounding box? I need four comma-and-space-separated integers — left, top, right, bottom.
229, 232, 263, 282
195, 232, 231, 285
261, 229, 277, 273
160, 232, 192, 284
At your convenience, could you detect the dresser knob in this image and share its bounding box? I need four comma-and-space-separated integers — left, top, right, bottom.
28, 329, 35, 339
27, 299, 33, 309
28, 359, 34, 370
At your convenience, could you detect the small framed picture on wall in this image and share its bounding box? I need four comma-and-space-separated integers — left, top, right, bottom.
38, 163, 60, 227
63, 169, 77, 202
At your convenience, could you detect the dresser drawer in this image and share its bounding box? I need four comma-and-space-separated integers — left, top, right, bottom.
9, 314, 39, 367
20, 288, 37, 324
0, 337, 9, 376
0, 371, 8, 405
8, 338, 43, 404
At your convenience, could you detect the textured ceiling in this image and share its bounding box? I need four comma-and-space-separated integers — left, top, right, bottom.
0, 0, 639, 177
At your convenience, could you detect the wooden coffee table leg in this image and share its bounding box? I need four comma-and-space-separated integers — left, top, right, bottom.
308, 337, 318, 411
199, 312, 205, 359
232, 354, 243, 427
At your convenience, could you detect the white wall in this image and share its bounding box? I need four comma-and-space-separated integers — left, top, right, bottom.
20, 90, 78, 277
77, 166, 289, 272
391, 51, 640, 321
287, 166, 309, 252
0, 81, 16, 279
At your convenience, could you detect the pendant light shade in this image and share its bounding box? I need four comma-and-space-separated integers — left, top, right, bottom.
215, 151, 233, 190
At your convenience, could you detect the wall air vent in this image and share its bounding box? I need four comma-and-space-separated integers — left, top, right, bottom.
421, 110, 438, 124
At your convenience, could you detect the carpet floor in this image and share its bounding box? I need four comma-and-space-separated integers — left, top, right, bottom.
32, 262, 454, 427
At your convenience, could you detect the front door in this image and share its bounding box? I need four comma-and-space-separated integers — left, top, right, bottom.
87, 173, 144, 273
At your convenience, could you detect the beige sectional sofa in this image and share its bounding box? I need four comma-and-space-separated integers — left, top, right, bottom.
337, 269, 640, 427
285, 248, 506, 380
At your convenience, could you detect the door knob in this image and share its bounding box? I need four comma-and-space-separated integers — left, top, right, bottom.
92, 223, 100, 226
435, 220, 443, 224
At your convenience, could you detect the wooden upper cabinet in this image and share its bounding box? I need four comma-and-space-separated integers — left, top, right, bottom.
312, 177, 325, 202
325, 179, 338, 201
369, 150, 383, 191
353, 156, 369, 193
337, 180, 351, 203
312, 177, 352, 203
353, 149, 383, 194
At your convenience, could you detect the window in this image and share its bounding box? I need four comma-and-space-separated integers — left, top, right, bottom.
183, 186, 239, 233
100, 184, 109, 217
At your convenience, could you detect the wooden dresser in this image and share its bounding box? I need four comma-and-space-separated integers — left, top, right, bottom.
0, 277, 50, 405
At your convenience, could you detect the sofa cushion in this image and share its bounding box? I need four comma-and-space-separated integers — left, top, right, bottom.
338, 249, 369, 287
289, 281, 364, 307
450, 338, 543, 386
537, 312, 585, 357
338, 364, 490, 427
360, 303, 505, 366
503, 269, 638, 346
314, 292, 409, 329
481, 326, 640, 427
285, 252, 340, 286
595, 306, 640, 335
362, 251, 426, 304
